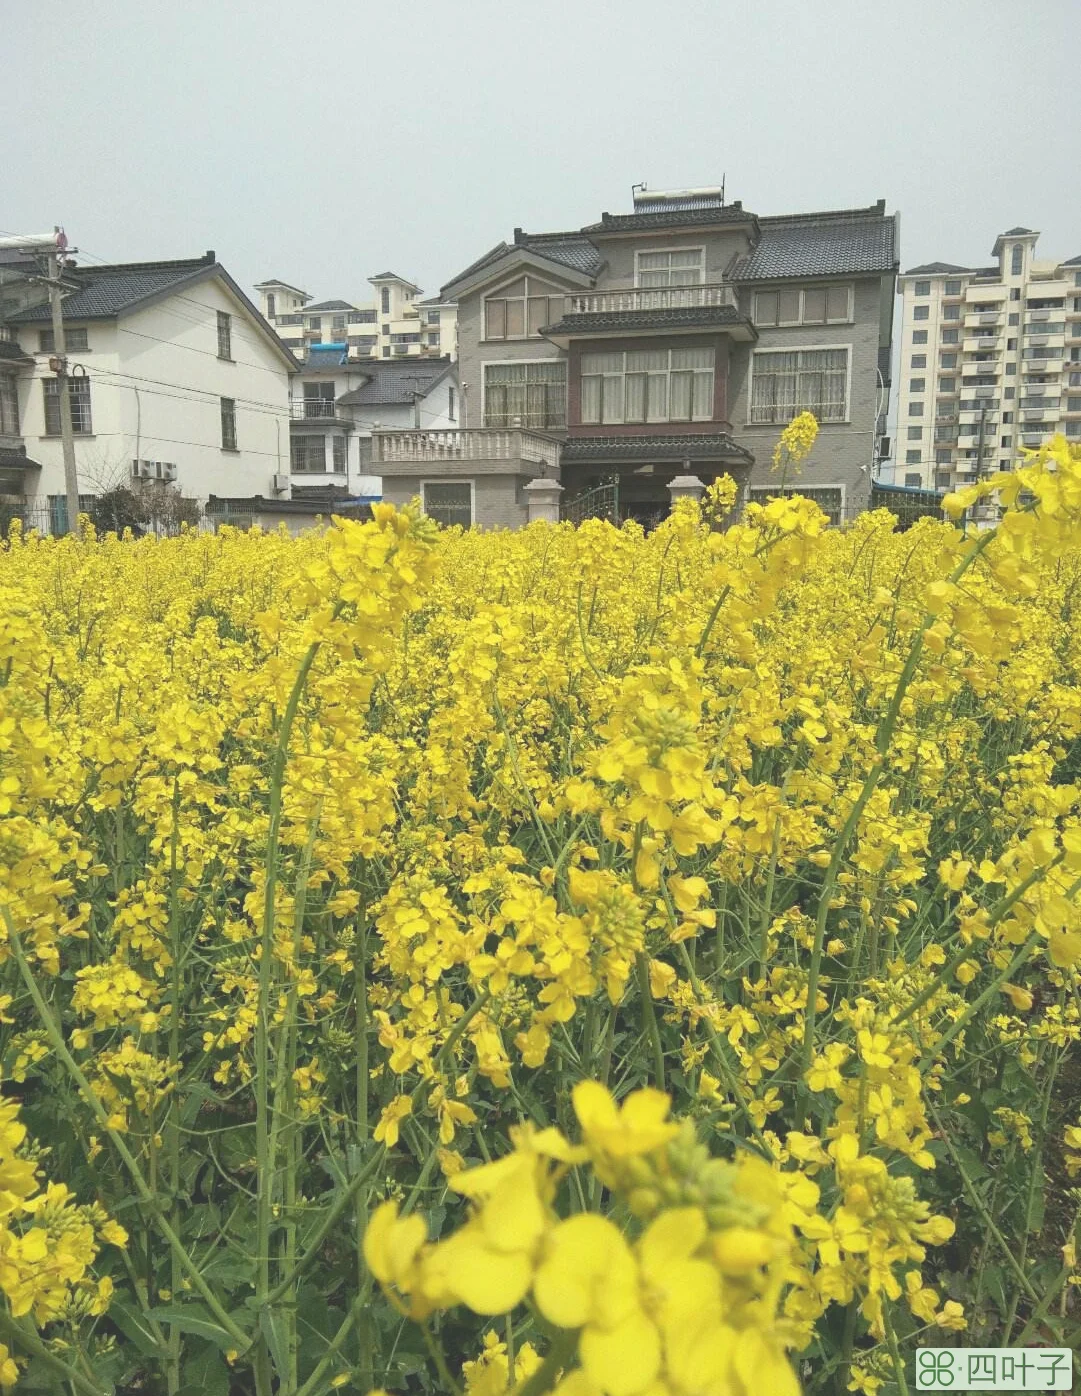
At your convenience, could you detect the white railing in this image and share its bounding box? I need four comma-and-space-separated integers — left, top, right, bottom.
561, 283, 736, 316
372, 428, 561, 471
291, 399, 346, 420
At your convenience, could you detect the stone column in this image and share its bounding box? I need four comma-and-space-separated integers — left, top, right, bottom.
667, 474, 706, 506
524, 478, 563, 524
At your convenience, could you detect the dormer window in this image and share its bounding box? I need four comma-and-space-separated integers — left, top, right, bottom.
484, 277, 566, 339
635, 249, 704, 287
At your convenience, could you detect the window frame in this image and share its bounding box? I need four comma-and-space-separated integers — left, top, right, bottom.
746, 344, 852, 426
220, 396, 237, 451
634, 246, 705, 288
421, 478, 474, 528
332, 435, 348, 472
482, 275, 568, 342
481, 358, 567, 430
754, 283, 852, 327
217, 310, 232, 361
579, 346, 715, 426
0, 374, 18, 436
39, 327, 89, 353
43, 376, 93, 435
290, 435, 327, 473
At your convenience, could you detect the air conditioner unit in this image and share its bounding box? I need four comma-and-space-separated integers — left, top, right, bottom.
152, 461, 176, 482
272, 474, 290, 495
131, 460, 154, 479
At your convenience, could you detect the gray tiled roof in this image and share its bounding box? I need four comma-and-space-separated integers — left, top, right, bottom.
518, 236, 604, 276
0, 340, 33, 364
562, 433, 754, 465
1062, 254, 1081, 266
583, 205, 753, 233
1001, 226, 1035, 236
0, 447, 41, 469
302, 299, 358, 313
337, 357, 453, 406
545, 305, 749, 335
729, 207, 897, 282
369, 271, 420, 291
8, 253, 218, 322
904, 261, 972, 275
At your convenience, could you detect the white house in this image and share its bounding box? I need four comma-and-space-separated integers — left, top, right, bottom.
3, 251, 297, 531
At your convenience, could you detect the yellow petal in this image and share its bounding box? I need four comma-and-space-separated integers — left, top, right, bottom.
580, 1312, 661, 1396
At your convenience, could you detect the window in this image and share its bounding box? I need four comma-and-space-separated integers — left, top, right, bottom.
935, 425, 955, 441
908, 401, 924, 416
945, 279, 962, 297
1011, 288, 1021, 301
941, 328, 959, 344
349, 310, 377, 324
905, 452, 920, 465
581, 347, 714, 424
1004, 388, 1015, 400
911, 354, 926, 368
1006, 363, 1016, 374
422, 481, 472, 527
333, 436, 348, 471
1007, 337, 1017, 350
913, 305, 930, 321
484, 277, 565, 339
1068, 397, 1081, 412
1001, 435, 1011, 447
1076, 273, 1081, 287
484, 361, 566, 429
38, 327, 89, 352
1008, 312, 1019, 326
912, 330, 928, 344
291, 436, 326, 472
914, 280, 931, 297
47, 494, 96, 536
382, 347, 390, 357
43, 377, 92, 434
332, 315, 346, 333
754, 285, 850, 326
910, 378, 925, 393
447, 386, 457, 421
907, 426, 922, 440
307, 316, 322, 331
220, 397, 237, 450
941, 353, 957, 368
1002, 412, 1013, 423
905, 471, 922, 484
943, 303, 961, 321
381, 288, 390, 314
636, 249, 704, 287
426, 311, 441, 325
0, 376, 17, 435
939, 377, 956, 393
749, 348, 848, 424
936, 449, 952, 465
217, 311, 232, 360
1011, 245, 1024, 276
266, 293, 276, 318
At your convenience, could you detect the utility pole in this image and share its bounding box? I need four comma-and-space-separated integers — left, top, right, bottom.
46, 230, 80, 534
0, 228, 79, 533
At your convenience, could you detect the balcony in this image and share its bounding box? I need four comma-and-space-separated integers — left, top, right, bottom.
964, 311, 1003, 330
1023, 355, 1064, 374
290, 398, 352, 424
372, 427, 561, 478
964, 284, 1008, 302
963, 335, 1000, 354
544, 283, 754, 345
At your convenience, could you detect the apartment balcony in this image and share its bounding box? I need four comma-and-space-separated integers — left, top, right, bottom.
543, 283, 755, 346
964, 311, 1003, 331
1020, 428, 1051, 447
958, 410, 998, 427
290, 398, 353, 425
1023, 356, 1064, 374
963, 335, 1000, 354
1027, 279, 1071, 298
1022, 405, 1060, 423
371, 427, 561, 478
964, 284, 1008, 303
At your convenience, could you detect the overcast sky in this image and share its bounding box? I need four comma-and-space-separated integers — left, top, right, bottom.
4, 0, 1080, 304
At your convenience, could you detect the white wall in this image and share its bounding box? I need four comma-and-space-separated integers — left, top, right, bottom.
21, 275, 294, 512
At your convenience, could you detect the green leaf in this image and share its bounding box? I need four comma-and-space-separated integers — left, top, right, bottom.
260, 1305, 291, 1382
148, 1304, 241, 1351
180, 1339, 231, 1396
108, 1297, 167, 1357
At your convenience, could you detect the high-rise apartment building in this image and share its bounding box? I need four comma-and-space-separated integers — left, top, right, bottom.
254, 272, 457, 362
895, 229, 1081, 491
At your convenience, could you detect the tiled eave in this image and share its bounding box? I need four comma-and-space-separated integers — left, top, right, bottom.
562, 433, 754, 466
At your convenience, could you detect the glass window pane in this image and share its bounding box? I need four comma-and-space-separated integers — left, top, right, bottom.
646, 374, 667, 421
670, 250, 701, 267
582, 352, 624, 374
626, 349, 668, 372
527, 297, 549, 334
671, 347, 713, 370
601, 375, 624, 424
827, 285, 850, 320
486, 300, 506, 338
778, 290, 801, 323
669, 371, 692, 419
581, 375, 601, 424
505, 300, 526, 337
638, 270, 669, 287
692, 370, 714, 420
625, 373, 646, 421
638, 253, 668, 269
549, 295, 565, 325
803, 288, 827, 323
756, 292, 777, 325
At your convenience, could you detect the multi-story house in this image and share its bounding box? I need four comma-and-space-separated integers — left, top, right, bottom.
895, 229, 1081, 491
255, 272, 456, 362
287, 346, 457, 497
0, 250, 298, 531
374, 187, 897, 529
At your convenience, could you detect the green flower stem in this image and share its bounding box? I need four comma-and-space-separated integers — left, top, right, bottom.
917, 933, 1038, 1074
634, 951, 666, 1090
421, 1319, 464, 1396
165, 779, 183, 1396
293, 1278, 374, 1396
0, 1308, 110, 1396
882, 1307, 910, 1396
2, 909, 249, 1349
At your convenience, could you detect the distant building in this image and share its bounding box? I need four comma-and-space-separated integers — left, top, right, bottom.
373, 186, 897, 530
254, 272, 457, 363
0, 250, 297, 531
895, 230, 1081, 491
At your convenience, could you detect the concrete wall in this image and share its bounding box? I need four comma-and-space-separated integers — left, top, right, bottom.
381, 470, 530, 530
18, 278, 294, 515
590, 225, 754, 289
727, 276, 887, 511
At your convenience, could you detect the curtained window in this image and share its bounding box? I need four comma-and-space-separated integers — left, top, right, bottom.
749, 348, 848, 424
483, 362, 566, 428
581, 347, 714, 424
